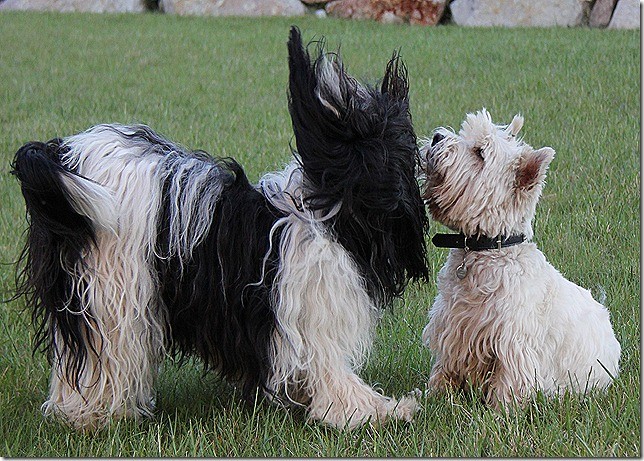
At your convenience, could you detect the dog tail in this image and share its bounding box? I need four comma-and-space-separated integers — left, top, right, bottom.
286, 27, 429, 305
11, 139, 114, 382
11, 139, 117, 234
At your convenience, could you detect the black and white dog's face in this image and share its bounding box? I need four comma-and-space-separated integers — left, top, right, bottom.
11, 27, 428, 430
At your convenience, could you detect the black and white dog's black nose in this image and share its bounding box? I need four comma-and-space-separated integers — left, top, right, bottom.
431, 132, 445, 146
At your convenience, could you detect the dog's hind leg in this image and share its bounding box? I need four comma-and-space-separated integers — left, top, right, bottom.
41, 230, 166, 430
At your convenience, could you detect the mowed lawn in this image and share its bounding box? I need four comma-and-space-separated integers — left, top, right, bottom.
0, 11, 639, 457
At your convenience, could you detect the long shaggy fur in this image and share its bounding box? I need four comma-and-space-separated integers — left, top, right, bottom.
287, 34, 428, 306
11, 27, 428, 430
421, 109, 621, 408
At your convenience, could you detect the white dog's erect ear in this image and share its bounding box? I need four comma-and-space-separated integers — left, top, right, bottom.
515, 147, 555, 190
506, 114, 524, 137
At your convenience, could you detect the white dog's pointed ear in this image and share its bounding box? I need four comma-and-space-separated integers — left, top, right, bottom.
515, 147, 555, 190
506, 114, 524, 137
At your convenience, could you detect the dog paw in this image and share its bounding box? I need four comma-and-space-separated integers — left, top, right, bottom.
391, 394, 419, 422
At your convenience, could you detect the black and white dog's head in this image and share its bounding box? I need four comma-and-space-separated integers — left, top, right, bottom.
286, 27, 429, 305
10, 27, 428, 430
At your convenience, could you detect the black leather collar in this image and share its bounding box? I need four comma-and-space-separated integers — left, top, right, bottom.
432, 233, 526, 251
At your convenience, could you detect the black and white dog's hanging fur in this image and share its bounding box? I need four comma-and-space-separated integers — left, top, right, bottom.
11, 27, 428, 430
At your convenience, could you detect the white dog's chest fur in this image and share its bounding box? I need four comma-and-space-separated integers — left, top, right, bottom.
424, 242, 620, 401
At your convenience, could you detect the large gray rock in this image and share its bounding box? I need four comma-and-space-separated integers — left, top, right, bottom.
608, 0, 640, 28
159, 0, 306, 16
0, 0, 148, 12
589, 0, 618, 27
450, 0, 590, 27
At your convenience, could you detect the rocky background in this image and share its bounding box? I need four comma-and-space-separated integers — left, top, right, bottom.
0, 0, 639, 28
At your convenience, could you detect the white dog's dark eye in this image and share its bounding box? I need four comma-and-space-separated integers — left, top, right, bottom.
472, 146, 484, 160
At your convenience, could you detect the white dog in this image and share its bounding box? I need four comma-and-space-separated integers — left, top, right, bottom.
420, 109, 621, 408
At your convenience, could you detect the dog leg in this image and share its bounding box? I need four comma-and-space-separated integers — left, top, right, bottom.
427, 362, 453, 391
43, 326, 157, 430
42, 233, 165, 429
269, 217, 418, 428
484, 345, 542, 409
307, 370, 417, 429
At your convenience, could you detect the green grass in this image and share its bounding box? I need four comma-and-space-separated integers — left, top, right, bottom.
0, 11, 639, 457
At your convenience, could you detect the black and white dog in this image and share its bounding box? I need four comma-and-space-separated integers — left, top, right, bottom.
11, 27, 428, 430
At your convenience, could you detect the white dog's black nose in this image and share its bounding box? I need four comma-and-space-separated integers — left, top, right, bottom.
431, 132, 445, 146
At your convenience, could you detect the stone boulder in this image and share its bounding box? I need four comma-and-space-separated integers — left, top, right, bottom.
159, 0, 306, 16
0, 0, 148, 12
326, 0, 375, 20
608, 0, 640, 28
326, 0, 448, 25
589, 0, 618, 27
450, 0, 590, 27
